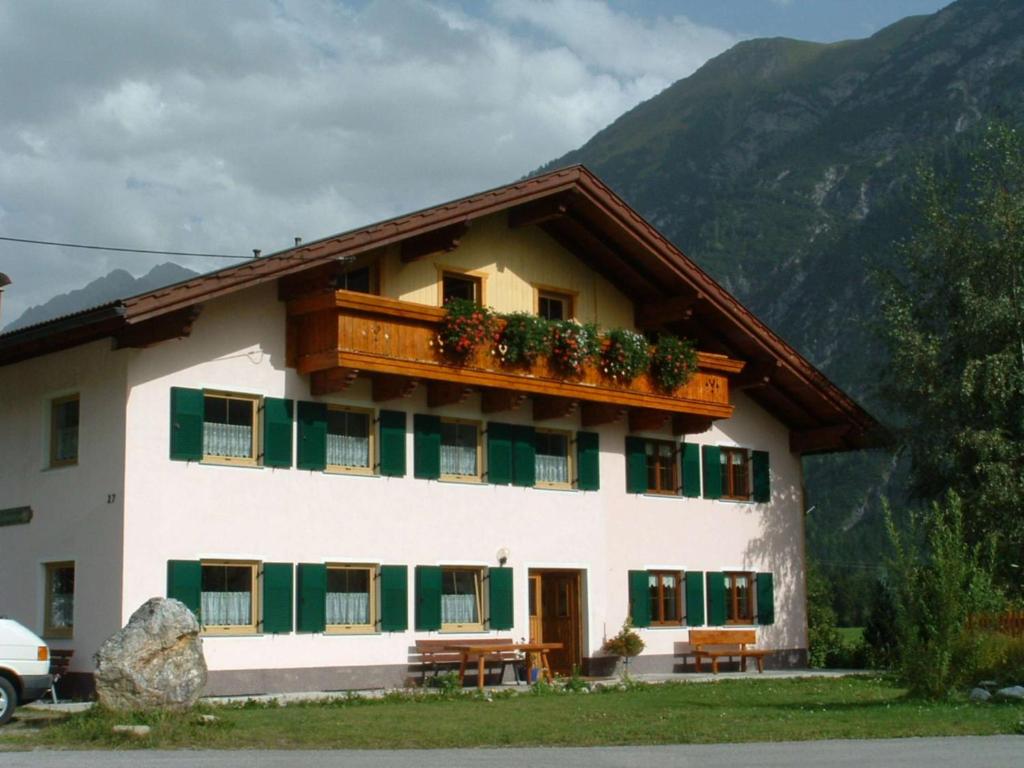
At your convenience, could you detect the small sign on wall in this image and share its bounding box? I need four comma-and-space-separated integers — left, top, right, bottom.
0, 507, 32, 527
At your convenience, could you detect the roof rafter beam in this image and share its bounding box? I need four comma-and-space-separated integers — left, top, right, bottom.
533, 395, 577, 422
400, 221, 471, 263
635, 294, 705, 330
482, 388, 528, 414
427, 380, 473, 408
790, 424, 857, 455
113, 306, 202, 350
580, 402, 626, 428
507, 191, 578, 229
372, 373, 419, 402
311, 367, 360, 395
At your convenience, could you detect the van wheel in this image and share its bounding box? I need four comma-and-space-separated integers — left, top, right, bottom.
0, 677, 15, 726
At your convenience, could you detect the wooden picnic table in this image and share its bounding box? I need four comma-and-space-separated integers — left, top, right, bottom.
443, 641, 563, 690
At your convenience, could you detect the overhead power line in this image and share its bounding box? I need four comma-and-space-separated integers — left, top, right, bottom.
0, 235, 251, 260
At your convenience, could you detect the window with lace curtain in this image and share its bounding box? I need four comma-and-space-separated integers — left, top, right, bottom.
326, 407, 373, 474
201, 561, 258, 634
441, 567, 483, 630
43, 561, 74, 638
203, 392, 259, 466
440, 419, 481, 481
535, 429, 572, 489
326, 565, 376, 633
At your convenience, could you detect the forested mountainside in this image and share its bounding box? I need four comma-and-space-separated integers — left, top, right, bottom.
540, 0, 1024, 605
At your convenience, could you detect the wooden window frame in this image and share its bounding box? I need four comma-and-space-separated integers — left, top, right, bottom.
439, 418, 483, 483
325, 405, 375, 476
201, 391, 261, 467
440, 566, 485, 632
325, 563, 377, 635
200, 560, 260, 636
645, 438, 678, 495
336, 255, 381, 295
533, 285, 577, 321
534, 428, 573, 490
49, 394, 79, 468
437, 265, 487, 307
720, 447, 751, 501
648, 570, 683, 626
725, 571, 755, 625
43, 561, 74, 638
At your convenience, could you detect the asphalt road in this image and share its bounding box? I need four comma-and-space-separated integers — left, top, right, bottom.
0, 737, 1021, 768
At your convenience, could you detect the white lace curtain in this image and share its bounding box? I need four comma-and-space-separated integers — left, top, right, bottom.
204, 422, 252, 458
536, 454, 568, 484
441, 444, 477, 476
327, 592, 370, 624
202, 591, 252, 625
327, 434, 369, 468
442, 594, 478, 624
50, 594, 74, 627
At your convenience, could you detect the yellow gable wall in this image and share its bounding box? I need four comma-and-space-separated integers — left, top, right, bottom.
378, 211, 636, 330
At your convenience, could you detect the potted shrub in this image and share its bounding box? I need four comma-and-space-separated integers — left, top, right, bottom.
650, 332, 698, 393
601, 328, 651, 383
436, 298, 496, 360
602, 620, 645, 675
549, 320, 601, 377
496, 312, 552, 366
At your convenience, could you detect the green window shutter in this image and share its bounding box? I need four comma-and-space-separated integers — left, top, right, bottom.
628, 570, 651, 628
706, 571, 726, 626
263, 398, 294, 468
701, 445, 722, 499
685, 571, 705, 626
296, 401, 327, 471
295, 563, 326, 633
415, 565, 442, 631
378, 411, 407, 477
169, 387, 204, 461
380, 565, 409, 632
512, 425, 536, 487
681, 443, 701, 498
625, 437, 647, 494
167, 560, 201, 616
752, 450, 770, 503
413, 414, 441, 480
757, 572, 775, 625
488, 567, 514, 630
262, 562, 294, 634
487, 422, 513, 485
576, 431, 600, 491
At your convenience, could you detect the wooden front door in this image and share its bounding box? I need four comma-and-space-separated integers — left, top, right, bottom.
530, 570, 582, 676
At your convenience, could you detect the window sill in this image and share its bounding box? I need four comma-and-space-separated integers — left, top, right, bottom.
438, 477, 484, 485
199, 459, 264, 470
41, 464, 78, 473
325, 627, 378, 635
439, 626, 487, 633
325, 467, 376, 477
42, 632, 73, 640
534, 483, 575, 492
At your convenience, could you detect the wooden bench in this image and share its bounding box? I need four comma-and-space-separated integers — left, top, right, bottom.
412, 639, 522, 686
48, 649, 74, 702
687, 629, 769, 674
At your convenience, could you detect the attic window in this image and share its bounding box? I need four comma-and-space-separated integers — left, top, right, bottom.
537, 290, 573, 321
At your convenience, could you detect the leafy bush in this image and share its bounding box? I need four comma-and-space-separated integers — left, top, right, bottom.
437, 299, 496, 359
650, 333, 698, 392
970, 632, 1024, 685
806, 563, 843, 668
496, 312, 551, 365
601, 328, 651, 383
886, 494, 1006, 698
549, 320, 601, 376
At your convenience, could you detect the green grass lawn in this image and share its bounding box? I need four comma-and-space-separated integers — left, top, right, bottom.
4, 676, 1022, 751
838, 627, 865, 646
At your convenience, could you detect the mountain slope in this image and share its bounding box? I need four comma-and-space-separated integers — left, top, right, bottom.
540, 0, 1024, 584
3, 262, 198, 332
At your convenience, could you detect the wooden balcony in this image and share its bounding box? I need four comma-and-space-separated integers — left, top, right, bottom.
286, 290, 743, 427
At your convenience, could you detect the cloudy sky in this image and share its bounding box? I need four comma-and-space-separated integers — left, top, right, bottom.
0, 0, 951, 326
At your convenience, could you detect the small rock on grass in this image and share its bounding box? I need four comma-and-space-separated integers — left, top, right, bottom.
995, 686, 1024, 701
969, 687, 992, 702
198, 714, 218, 723
112, 725, 151, 737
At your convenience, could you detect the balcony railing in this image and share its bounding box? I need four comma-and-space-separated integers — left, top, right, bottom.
286, 290, 743, 419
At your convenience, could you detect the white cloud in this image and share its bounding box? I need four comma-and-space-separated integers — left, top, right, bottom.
0, 0, 740, 324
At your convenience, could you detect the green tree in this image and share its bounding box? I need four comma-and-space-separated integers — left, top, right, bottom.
806, 562, 843, 668
879, 124, 1024, 592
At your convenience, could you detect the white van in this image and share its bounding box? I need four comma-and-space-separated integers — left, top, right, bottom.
0, 619, 52, 725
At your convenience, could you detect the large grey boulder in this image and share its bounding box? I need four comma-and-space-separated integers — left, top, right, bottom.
994, 685, 1024, 701
94, 597, 207, 711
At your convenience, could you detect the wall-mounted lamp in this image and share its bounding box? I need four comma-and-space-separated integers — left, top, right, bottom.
497, 547, 510, 567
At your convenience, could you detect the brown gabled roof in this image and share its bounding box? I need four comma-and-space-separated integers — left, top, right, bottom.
0, 165, 884, 453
